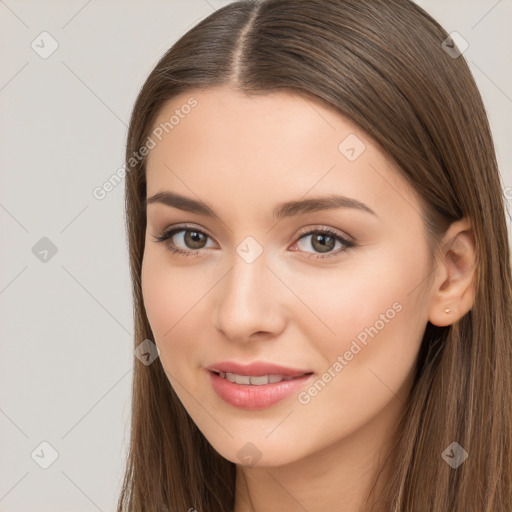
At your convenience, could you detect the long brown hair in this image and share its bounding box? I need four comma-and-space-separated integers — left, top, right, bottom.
118, 1, 512, 510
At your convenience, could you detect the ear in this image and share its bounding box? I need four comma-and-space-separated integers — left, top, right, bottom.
428, 218, 477, 327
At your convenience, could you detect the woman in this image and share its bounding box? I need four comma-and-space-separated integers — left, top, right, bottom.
118, 0, 512, 510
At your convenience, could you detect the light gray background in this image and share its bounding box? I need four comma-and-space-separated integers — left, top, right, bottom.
0, 1, 510, 510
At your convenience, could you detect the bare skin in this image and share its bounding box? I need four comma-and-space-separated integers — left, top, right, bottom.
141, 85, 476, 512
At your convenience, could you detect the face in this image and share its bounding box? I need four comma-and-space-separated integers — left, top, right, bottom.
141, 86, 433, 467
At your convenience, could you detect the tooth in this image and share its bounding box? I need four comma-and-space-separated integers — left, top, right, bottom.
250, 375, 270, 385
235, 374, 251, 385
220, 372, 301, 384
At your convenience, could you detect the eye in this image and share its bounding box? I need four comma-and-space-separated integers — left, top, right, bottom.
151, 225, 216, 257
291, 227, 355, 260
152, 224, 356, 260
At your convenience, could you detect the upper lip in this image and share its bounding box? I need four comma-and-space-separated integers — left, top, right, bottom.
205, 361, 313, 377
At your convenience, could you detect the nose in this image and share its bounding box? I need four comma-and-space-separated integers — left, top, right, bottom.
213, 254, 286, 344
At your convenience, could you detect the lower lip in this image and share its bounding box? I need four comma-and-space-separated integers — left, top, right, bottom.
207, 370, 314, 410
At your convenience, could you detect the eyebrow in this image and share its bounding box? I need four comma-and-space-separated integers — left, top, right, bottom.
145, 191, 378, 220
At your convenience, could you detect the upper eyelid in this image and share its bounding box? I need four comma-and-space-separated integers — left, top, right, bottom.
159, 223, 350, 237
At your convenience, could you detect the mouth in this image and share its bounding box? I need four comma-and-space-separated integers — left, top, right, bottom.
205, 365, 315, 410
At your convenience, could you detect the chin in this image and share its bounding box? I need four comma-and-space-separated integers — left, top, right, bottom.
206, 435, 306, 468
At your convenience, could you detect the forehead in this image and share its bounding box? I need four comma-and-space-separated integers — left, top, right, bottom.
148, 86, 365, 154
145, 86, 421, 225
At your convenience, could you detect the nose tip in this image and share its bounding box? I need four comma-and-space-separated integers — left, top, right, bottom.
212, 261, 286, 344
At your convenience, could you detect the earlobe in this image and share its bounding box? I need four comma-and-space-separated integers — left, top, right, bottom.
428, 218, 477, 327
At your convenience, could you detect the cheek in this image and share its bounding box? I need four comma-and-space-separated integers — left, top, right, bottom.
287, 249, 428, 387
141, 249, 213, 370
141, 251, 175, 338
285, 272, 425, 446
141, 248, 195, 334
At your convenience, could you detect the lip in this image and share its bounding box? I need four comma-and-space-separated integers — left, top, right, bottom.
204, 361, 315, 410
205, 361, 312, 377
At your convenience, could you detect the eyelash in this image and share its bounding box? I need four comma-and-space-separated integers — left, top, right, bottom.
151, 224, 356, 260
